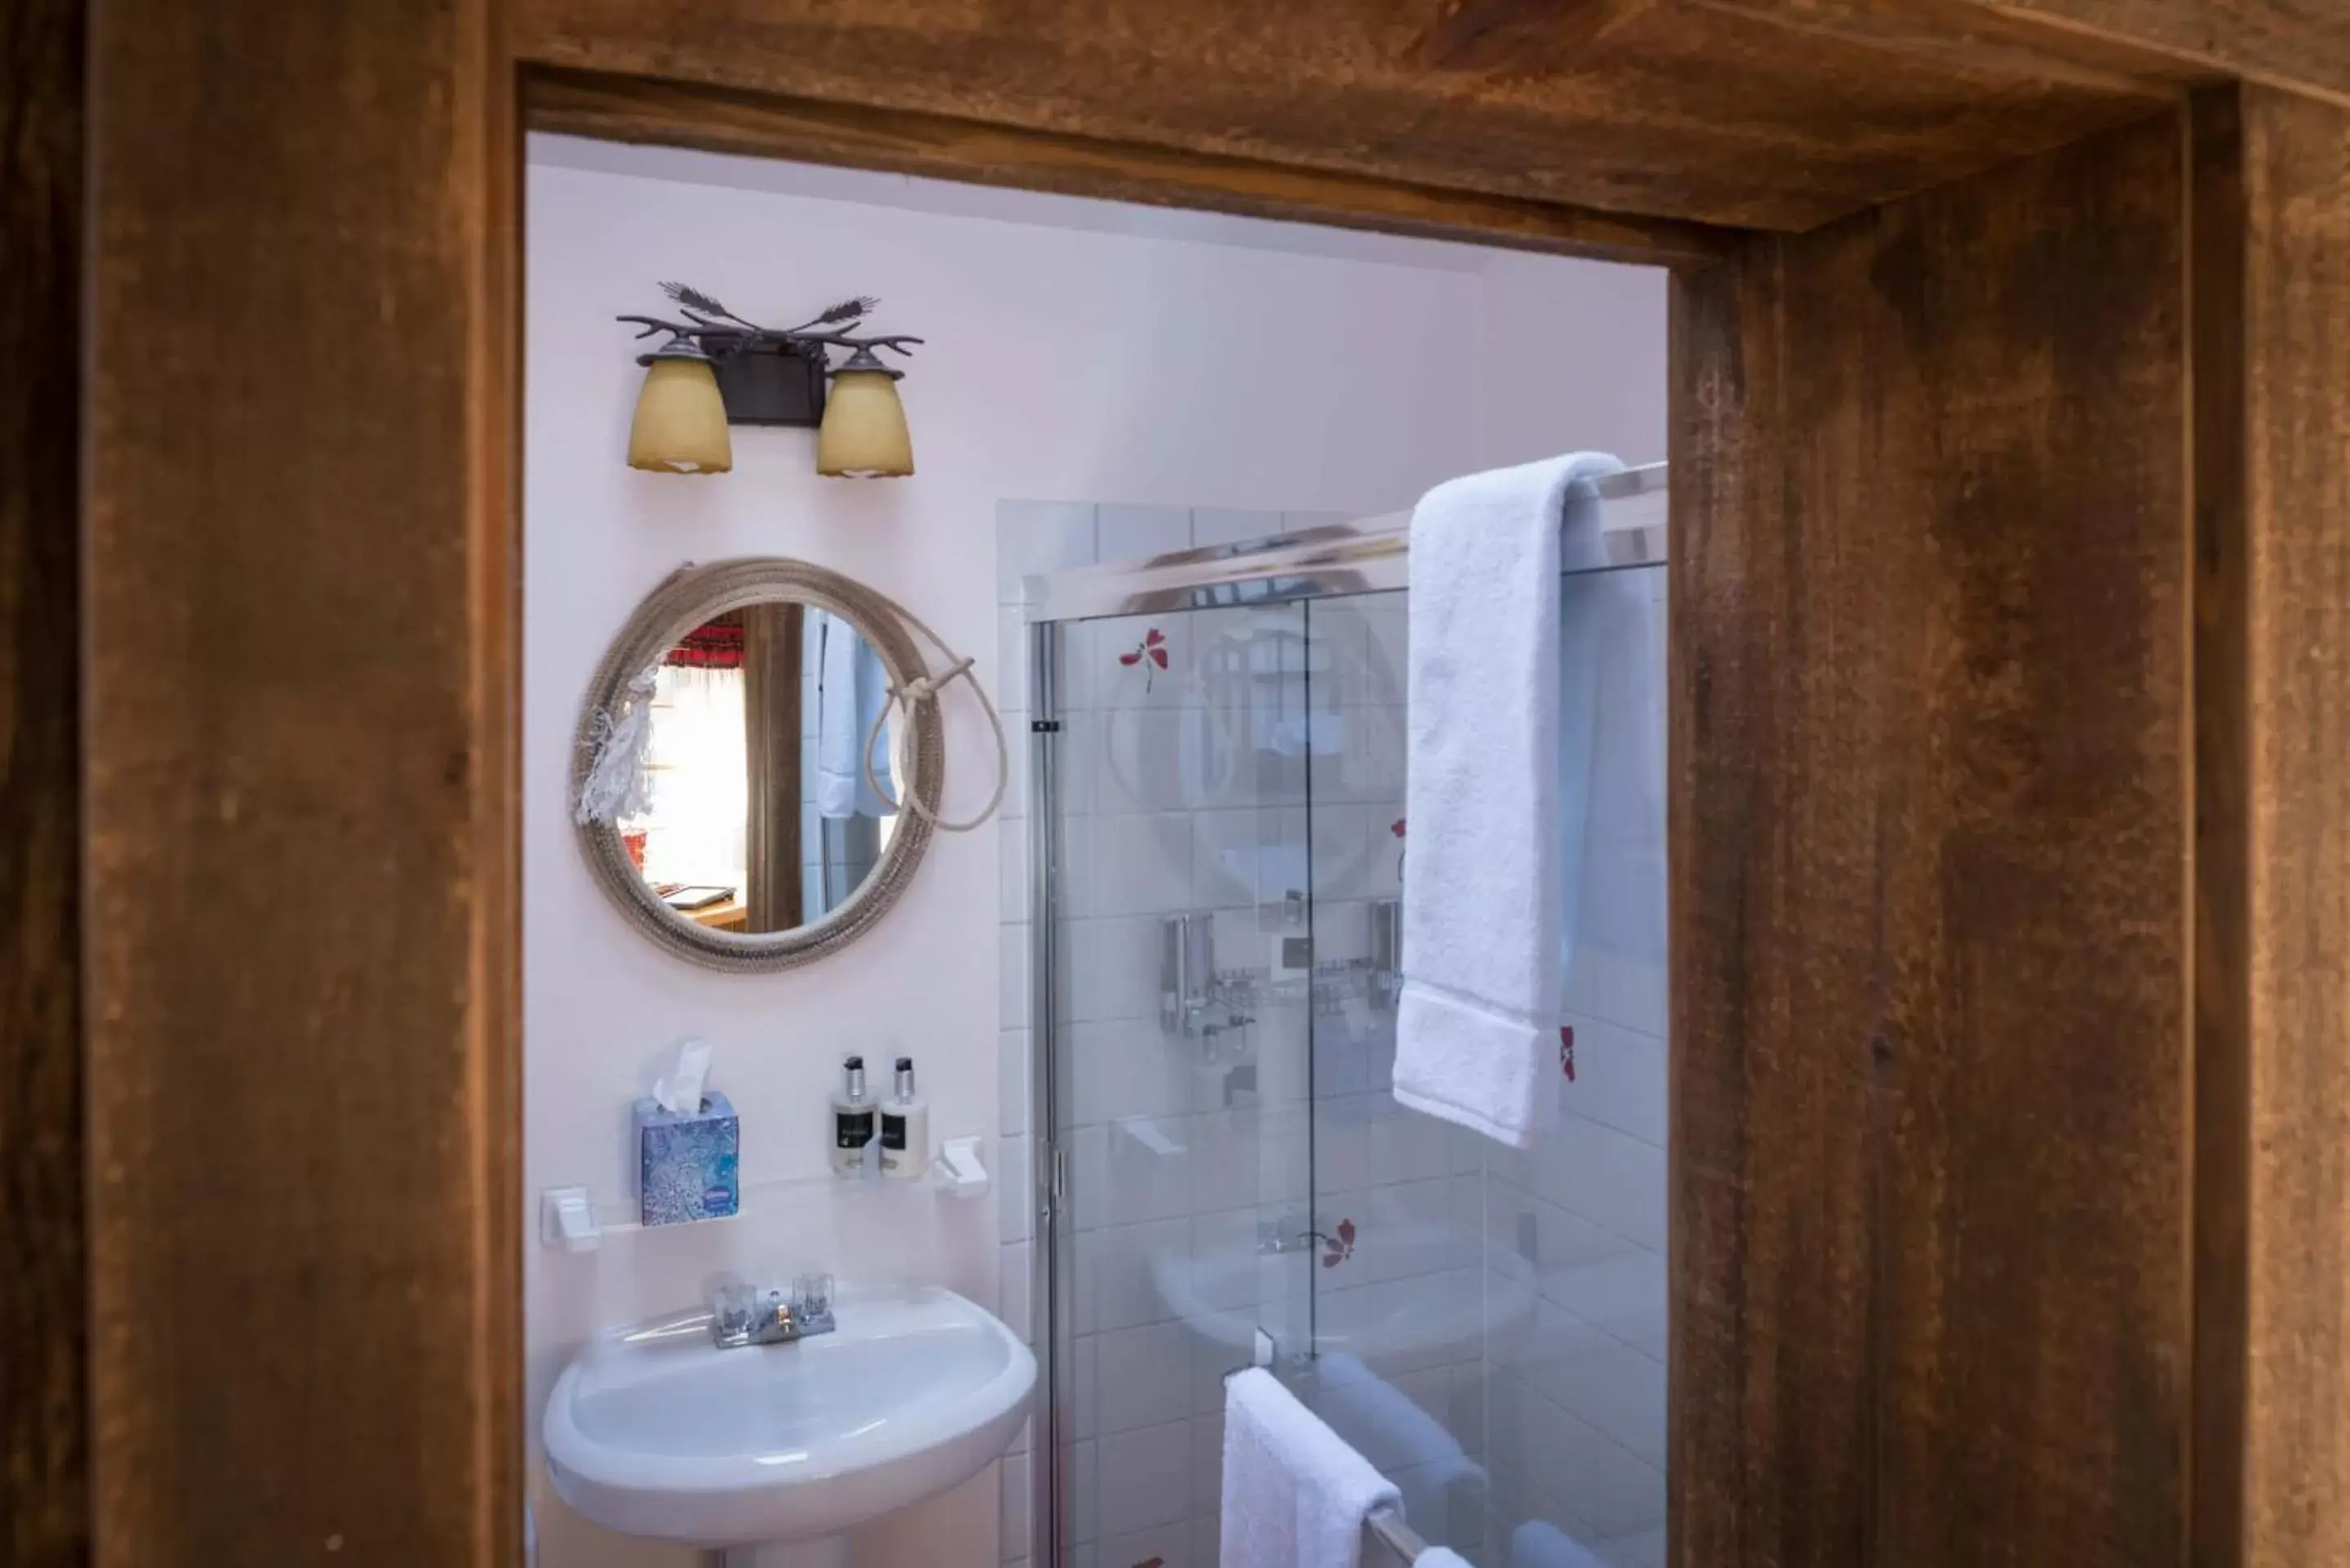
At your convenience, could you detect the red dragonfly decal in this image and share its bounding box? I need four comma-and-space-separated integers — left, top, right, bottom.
1321, 1218, 1356, 1269
1118, 627, 1169, 690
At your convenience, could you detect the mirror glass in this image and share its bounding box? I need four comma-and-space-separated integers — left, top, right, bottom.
614, 600, 908, 937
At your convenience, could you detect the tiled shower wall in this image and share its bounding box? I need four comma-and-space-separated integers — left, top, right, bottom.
1477, 565, 1669, 1568
999, 503, 1669, 1568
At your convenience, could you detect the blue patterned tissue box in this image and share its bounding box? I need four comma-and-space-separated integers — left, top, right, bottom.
635, 1091, 739, 1225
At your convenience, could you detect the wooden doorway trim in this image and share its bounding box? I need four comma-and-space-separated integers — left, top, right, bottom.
4, 2, 86, 1565
82, 4, 519, 1566
521, 66, 1739, 268
56, 7, 2350, 1568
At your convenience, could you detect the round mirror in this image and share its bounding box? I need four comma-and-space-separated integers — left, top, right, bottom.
572, 558, 945, 972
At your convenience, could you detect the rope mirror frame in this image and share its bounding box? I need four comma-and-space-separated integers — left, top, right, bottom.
571, 556, 948, 973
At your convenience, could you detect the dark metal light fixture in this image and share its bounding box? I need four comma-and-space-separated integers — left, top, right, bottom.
619, 283, 924, 477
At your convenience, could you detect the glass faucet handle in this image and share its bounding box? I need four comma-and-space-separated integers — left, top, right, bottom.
791, 1271, 835, 1322
709, 1280, 760, 1339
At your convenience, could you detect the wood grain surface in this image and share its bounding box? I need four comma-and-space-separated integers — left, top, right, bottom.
83, 2, 521, 1566
2233, 80, 2350, 1568
1960, 0, 2350, 108
524, 66, 1736, 268
512, 0, 2200, 231
1, 2, 87, 1565
1670, 110, 2193, 1568
2188, 79, 2251, 1568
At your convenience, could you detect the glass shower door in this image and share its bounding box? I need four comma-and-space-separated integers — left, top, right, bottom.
1043, 599, 1322, 1568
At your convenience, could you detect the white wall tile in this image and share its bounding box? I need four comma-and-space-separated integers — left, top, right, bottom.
1546, 1248, 1665, 1363
1559, 1012, 1665, 1148
1068, 1020, 1191, 1127
1100, 1521, 1194, 1568
1189, 1514, 1223, 1568
1064, 1440, 1098, 1545
1000, 1242, 1034, 1343
1190, 507, 1284, 549
1000, 1452, 1033, 1565
1103, 1118, 1193, 1226
997, 609, 1035, 713
1093, 812, 1196, 917
1600, 1528, 1669, 1568
1071, 915, 1163, 1025
1094, 1321, 1195, 1433
1068, 1122, 1108, 1229
1097, 503, 1191, 565
1092, 1219, 1187, 1331
999, 501, 1097, 605
1097, 1420, 1194, 1536
1000, 1136, 1034, 1243
1000, 1029, 1031, 1138
1531, 1118, 1665, 1252
1000, 927, 1031, 1030
1190, 1412, 1226, 1513
1193, 808, 1309, 911
1002, 711, 1034, 824
1002, 813, 1033, 924
1066, 1331, 1098, 1440
1186, 1110, 1261, 1216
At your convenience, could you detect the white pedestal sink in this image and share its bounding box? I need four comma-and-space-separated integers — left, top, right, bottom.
543, 1282, 1035, 1568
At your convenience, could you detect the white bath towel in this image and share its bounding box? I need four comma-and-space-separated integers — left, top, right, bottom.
1394, 453, 1624, 1148
1223, 1367, 1402, 1568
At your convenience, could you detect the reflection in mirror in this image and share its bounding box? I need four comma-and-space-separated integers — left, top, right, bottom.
617, 601, 905, 936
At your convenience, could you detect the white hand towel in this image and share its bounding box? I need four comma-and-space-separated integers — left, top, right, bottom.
1395, 452, 1624, 1148
1222, 1367, 1402, 1568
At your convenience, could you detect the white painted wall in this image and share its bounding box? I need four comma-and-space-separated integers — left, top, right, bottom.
523, 135, 1666, 1568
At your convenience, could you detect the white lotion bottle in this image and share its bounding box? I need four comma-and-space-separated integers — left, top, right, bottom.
831, 1056, 876, 1177
878, 1056, 929, 1180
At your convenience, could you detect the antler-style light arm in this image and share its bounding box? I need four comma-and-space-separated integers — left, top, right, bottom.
618, 283, 922, 367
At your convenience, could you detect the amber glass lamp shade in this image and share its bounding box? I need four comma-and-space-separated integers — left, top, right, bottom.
816, 352, 914, 478
627, 346, 734, 475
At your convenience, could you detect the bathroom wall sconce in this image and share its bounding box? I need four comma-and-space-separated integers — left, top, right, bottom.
619, 282, 924, 478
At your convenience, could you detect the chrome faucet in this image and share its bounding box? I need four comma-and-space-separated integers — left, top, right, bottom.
709, 1273, 836, 1349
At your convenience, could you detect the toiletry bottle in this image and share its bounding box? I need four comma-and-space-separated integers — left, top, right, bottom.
878, 1056, 929, 1181
831, 1056, 876, 1176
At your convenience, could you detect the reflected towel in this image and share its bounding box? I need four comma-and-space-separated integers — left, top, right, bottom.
1312, 1354, 1484, 1494
815, 610, 895, 818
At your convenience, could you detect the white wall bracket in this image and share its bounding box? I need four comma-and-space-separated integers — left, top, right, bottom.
540, 1185, 602, 1252
930, 1136, 989, 1198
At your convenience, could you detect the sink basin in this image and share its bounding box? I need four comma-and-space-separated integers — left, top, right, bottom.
543, 1282, 1035, 1552
1151, 1226, 1537, 1369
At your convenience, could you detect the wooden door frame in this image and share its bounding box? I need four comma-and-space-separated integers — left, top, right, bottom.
47, 5, 2350, 1568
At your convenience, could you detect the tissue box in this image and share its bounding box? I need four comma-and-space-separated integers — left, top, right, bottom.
634, 1091, 739, 1225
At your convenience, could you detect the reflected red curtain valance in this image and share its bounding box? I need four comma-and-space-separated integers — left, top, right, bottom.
665, 615, 744, 670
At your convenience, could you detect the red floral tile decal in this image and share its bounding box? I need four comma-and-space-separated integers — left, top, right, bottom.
1559, 1025, 1576, 1083
1321, 1218, 1356, 1269
1118, 627, 1169, 690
